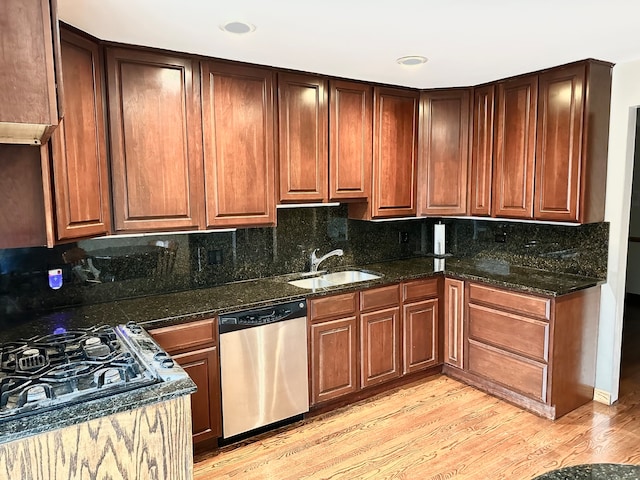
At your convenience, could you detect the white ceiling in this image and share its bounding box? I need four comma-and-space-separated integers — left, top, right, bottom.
58, 0, 640, 89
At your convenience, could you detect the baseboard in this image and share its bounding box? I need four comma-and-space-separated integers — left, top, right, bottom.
593, 388, 613, 405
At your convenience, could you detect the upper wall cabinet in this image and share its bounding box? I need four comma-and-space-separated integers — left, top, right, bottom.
277, 73, 328, 203
106, 48, 204, 233
0, 145, 50, 249
418, 89, 470, 216
469, 85, 495, 216
201, 62, 276, 227
349, 87, 419, 219
50, 29, 111, 240
0, 0, 62, 145
329, 80, 373, 202
534, 61, 611, 223
492, 60, 611, 223
493, 75, 538, 219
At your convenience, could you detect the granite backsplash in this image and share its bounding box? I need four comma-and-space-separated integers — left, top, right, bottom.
0, 206, 608, 316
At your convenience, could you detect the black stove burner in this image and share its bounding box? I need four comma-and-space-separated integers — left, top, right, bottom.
0, 324, 159, 422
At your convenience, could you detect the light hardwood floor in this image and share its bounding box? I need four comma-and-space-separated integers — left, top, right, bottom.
195, 329, 640, 480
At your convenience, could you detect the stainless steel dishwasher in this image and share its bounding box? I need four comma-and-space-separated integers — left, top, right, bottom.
218, 299, 309, 439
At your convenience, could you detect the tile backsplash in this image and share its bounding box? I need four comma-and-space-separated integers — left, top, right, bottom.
0, 205, 608, 315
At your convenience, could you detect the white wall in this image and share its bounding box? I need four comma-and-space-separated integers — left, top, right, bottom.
597, 58, 640, 402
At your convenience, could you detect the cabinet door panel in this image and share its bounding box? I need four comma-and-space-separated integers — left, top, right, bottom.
419, 89, 470, 215
470, 85, 495, 216
468, 304, 549, 362
360, 284, 400, 312
51, 30, 110, 240
107, 49, 203, 232
468, 340, 547, 402
202, 62, 276, 227
310, 293, 357, 322
371, 87, 419, 217
360, 306, 401, 387
310, 317, 358, 404
403, 299, 438, 374
278, 73, 328, 202
444, 278, 464, 368
0, 145, 47, 248
173, 347, 221, 443
534, 65, 585, 222
329, 80, 372, 201
493, 76, 537, 219
0, 0, 58, 140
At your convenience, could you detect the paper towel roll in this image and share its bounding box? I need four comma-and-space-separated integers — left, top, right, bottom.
434, 223, 445, 256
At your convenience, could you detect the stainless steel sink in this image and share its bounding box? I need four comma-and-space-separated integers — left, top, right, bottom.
287, 277, 335, 289
287, 270, 381, 289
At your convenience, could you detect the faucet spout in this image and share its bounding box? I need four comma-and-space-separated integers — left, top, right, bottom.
310, 248, 344, 273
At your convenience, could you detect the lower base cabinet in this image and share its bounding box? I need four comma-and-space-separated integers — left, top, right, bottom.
401, 278, 440, 374
359, 284, 401, 388
149, 318, 222, 446
309, 280, 442, 408
457, 281, 601, 419
309, 292, 359, 405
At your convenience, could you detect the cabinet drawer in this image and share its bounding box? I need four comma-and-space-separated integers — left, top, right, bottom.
360, 284, 400, 312
468, 340, 547, 402
310, 292, 357, 322
468, 304, 549, 362
468, 283, 550, 320
402, 278, 438, 303
149, 318, 216, 354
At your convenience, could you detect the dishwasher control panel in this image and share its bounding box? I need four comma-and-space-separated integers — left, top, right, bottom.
219, 299, 307, 333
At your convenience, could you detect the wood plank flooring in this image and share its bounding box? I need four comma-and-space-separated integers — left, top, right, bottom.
195, 314, 640, 480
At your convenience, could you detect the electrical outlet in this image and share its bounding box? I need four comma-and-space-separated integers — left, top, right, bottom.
399, 231, 409, 244
208, 249, 223, 265
495, 232, 507, 243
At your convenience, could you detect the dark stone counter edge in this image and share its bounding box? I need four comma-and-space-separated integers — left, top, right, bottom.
0, 377, 196, 445
138, 267, 603, 330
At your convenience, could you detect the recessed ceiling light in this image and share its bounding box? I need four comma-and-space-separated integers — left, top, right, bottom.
396, 55, 428, 66
220, 21, 256, 35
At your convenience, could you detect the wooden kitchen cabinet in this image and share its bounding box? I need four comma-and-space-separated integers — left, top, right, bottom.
149, 318, 221, 446
458, 282, 601, 419
0, 0, 62, 145
106, 48, 204, 233
349, 87, 419, 219
492, 75, 538, 219
278, 73, 328, 203
309, 293, 359, 405
0, 145, 50, 249
329, 80, 373, 202
201, 62, 276, 227
418, 89, 470, 216
469, 85, 495, 216
360, 285, 401, 388
534, 61, 611, 223
443, 278, 465, 369
402, 278, 440, 374
50, 28, 111, 240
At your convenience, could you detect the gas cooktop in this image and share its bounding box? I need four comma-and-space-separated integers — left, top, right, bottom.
0, 323, 183, 423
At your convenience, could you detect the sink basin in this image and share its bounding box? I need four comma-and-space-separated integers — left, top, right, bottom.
287, 277, 335, 289
319, 270, 381, 285
287, 270, 381, 289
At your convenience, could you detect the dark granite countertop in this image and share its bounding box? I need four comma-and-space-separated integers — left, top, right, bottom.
0, 375, 196, 445
533, 463, 640, 479
0, 256, 603, 340
0, 256, 603, 443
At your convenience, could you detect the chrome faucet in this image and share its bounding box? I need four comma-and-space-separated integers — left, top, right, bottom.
310, 248, 344, 273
